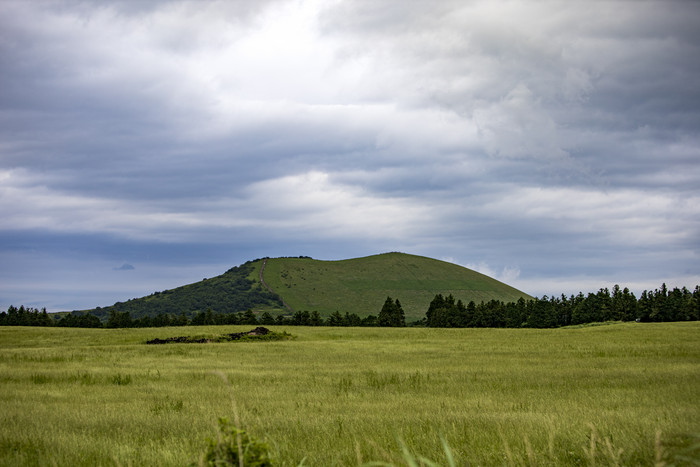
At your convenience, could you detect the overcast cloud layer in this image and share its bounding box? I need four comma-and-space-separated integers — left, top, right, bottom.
2, 0, 699, 311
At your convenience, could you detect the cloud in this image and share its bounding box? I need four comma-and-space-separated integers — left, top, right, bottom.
462, 261, 521, 286
242, 170, 436, 240
473, 84, 568, 160
1, 0, 699, 310
113, 263, 135, 271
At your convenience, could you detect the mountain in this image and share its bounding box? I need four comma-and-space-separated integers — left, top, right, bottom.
85, 252, 531, 322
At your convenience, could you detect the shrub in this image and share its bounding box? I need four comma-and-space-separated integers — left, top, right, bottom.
111, 373, 132, 385
199, 418, 274, 467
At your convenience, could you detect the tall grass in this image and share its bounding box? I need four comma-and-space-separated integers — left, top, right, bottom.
0, 323, 698, 466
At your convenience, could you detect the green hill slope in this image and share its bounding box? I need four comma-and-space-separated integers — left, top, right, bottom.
86, 261, 284, 321
260, 252, 531, 321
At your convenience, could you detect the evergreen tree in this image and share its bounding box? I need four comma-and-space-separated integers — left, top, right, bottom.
344, 312, 362, 327
378, 297, 405, 327
378, 296, 396, 327
426, 294, 445, 325
292, 310, 310, 325
175, 312, 189, 326
465, 300, 480, 327
428, 306, 450, 327
274, 314, 288, 325
611, 285, 637, 321
393, 299, 406, 327
503, 300, 524, 328
79, 313, 102, 328
596, 288, 613, 321
327, 311, 344, 326
107, 310, 133, 328
361, 314, 378, 326
190, 311, 205, 325
309, 311, 324, 326
259, 312, 275, 325
454, 299, 467, 327
239, 309, 258, 325
692, 286, 700, 321
637, 290, 652, 322
650, 283, 670, 321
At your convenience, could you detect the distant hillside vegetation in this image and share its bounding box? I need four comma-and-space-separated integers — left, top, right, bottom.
261, 252, 531, 321
87, 261, 284, 321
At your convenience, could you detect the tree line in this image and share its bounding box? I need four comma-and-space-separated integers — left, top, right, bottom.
424, 283, 699, 328
0, 296, 406, 329
0, 306, 53, 327
2, 284, 698, 329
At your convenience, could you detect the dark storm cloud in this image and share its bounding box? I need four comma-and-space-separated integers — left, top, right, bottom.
1, 0, 699, 310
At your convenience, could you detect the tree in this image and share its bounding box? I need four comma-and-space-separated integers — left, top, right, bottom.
378, 297, 405, 327
292, 310, 310, 326
426, 295, 445, 325
526, 297, 556, 328
504, 298, 527, 328
393, 299, 406, 327
428, 306, 450, 327
637, 290, 653, 322
79, 313, 102, 328
240, 309, 258, 325
650, 283, 670, 321
327, 311, 344, 326
344, 312, 362, 327
378, 296, 395, 326
259, 312, 275, 325
152, 313, 172, 327
275, 314, 288, 325
309, 311, 324, 326
107, 310, 133, 328
611, 285, 637, 321
361, 314, 378, 326
190, 311, 207, 326
692, 286, 700, 321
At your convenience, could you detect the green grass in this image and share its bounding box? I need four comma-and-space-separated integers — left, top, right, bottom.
261, 253, 531, 320
0, 323, 698, 466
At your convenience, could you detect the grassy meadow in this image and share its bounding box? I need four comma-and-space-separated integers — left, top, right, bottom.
0, 322, 698, 466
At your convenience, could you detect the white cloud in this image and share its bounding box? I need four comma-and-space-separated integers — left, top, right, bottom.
243, 170, 434, 239
473, 84, 568, 160
475, 184, 700, 248
462, 261, 522, 285
0, 167, 437, 243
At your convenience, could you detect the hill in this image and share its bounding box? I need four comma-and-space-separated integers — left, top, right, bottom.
85, 261, 284, 322
81, 252, 531, 322
258, 252, 531, 321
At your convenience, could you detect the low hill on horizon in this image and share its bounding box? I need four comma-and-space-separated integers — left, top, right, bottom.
78, 252, 531, 322
258, 252, 531, 320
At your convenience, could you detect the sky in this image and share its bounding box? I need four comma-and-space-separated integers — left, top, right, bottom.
1, 0, 699, 312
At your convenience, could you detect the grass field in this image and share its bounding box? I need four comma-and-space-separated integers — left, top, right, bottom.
0, 322, 698, 466
257, 253, 531, 319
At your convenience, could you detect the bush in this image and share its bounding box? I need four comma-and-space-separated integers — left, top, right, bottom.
199, 418, 274, 467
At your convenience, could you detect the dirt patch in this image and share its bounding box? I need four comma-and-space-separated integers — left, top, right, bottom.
146, 327, 288, 345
